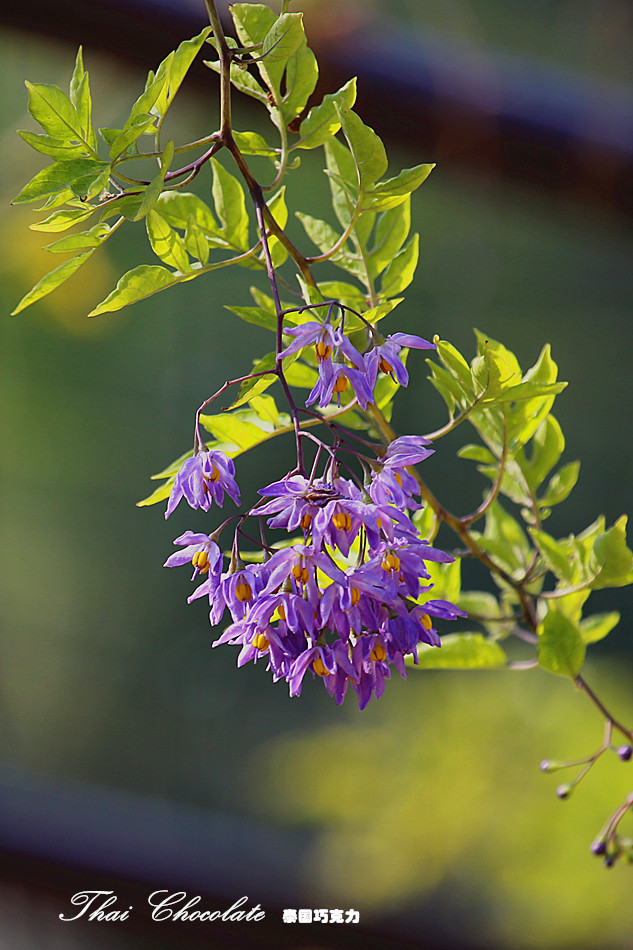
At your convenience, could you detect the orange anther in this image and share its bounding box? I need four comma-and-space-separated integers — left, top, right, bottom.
315, 341, 332, 362
252, 633, 269, 651
370, 642, 387, 662
235, 579, 252, 602
332, 511, 352, 532
333, 375, 348, 393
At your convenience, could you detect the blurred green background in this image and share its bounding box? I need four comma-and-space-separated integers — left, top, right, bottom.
1, 2, 633, 947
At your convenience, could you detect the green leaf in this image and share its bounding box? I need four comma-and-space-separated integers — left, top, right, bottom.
69, 48, 95, 150
335, 102, 388, 189
70, 165, 111, 201
294, 77, 357, 150
423, 558, 461, 604
12, 158, 108, 204
538, 609, 586, 677
146, 209, 191, 272
156, 192, 222, 239
231, 352, 278, 407
231, 3, 282, 103
134, 140, 174, 221
295, 212, 340, 254
184, 215, 209, 266
199, 412, 266, 449
88, 264, 178, 316
203, 56, 269, 104
232, 130, 277, 158
17, 129, 89, 160
343, 299, 403, 333
590, 515, 633, 589
25, 81, 97, 155
456, 591, 510, 635
472, 500, 531, 578
508, 343, 564, 445
128, 58, 171, 124
368, 200, 411, 280
30, 206, 95, 232
362, 163, 434, 211
283, 360, 317, 388
529, 528, 576, 584
518, 415, 565, 492
282, 43, 318, 123
266, 187, 288, 268
211, 158, 249, 249
457, 444, 497, 465
579, 612, 620, 645
261, 12, 304, 63
324, 136, 359, 228
109, 114, 157, 161
225, 305, 277, 333
316, 280, 366, 308
44, 222, 112, 253
538, 460, 580, 507
11, 251, 95, 315
380, 234, 419, 297
248, 393, 280, 426
160, 27, 212, 118
415, 633, 506, 669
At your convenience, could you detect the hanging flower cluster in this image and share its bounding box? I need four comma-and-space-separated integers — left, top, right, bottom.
163, 311, 465, 708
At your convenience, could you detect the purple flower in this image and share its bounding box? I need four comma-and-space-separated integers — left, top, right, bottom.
366, 333, 435, 389
306, 359, 374, 410
165, 449, 240, 518
279, 320, 365, 369
164, 531, 223, 582
369, 436, 434, 509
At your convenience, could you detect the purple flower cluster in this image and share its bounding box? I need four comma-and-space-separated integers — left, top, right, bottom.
279, 321, 435, 411
164, 435, 465, 709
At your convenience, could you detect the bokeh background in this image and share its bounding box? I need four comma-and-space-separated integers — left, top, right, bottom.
1, 1, 633, 947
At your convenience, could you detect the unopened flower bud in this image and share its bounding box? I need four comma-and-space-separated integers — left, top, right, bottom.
540, 759, 552, 772
617, 744, 633, 762
590, 840, 607, 856
556, 783, 573, 799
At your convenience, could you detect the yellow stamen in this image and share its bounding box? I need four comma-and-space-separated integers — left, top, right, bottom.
370, 641, 387, 662
209, 463, 221, 482
235, 578, 252, 602
394, 472, 403, 487
315, 341, 332, 362
300, 513, 312, 530
277, 603, 286, 621
252, 633, 269, 651
378, 357, 393, 374
192, 550, 208, 569
291, 563, 310, 585
420, 613, 433, 631
376, 518, 382, 529
350, 587, 360, 606
332, 511, 352, 532
333, 375, 348, 393
381, 552, 401, 573
313, 657, 328, 677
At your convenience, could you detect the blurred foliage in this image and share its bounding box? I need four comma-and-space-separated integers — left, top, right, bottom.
252, 665, 633, 948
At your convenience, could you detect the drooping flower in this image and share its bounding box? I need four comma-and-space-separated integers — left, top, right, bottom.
369, 436, 434, 509
279, 320, 365, 369
306, 359, 374, 410
366, 333, 435, 389
163, 531, 223, 582
165, 449, 240, 519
